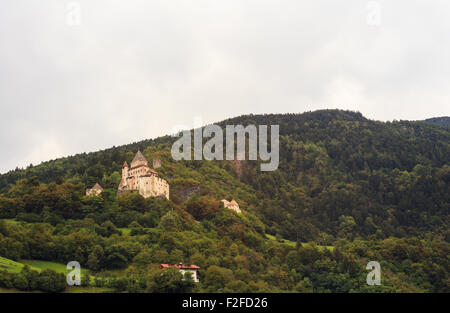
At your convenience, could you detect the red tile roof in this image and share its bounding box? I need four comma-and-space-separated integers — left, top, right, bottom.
160, 264, 200, 270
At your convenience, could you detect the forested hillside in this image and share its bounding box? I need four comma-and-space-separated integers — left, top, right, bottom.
0, 110, 448, 293
422, 117, 450, 128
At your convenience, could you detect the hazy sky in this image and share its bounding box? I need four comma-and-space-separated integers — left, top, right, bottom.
0, 0, 449, 173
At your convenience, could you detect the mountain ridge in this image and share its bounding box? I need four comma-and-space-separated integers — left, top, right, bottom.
421, 116, 450, 128
0, 109, 448, 239
0, 109, 448, 293
1, 109, 449, 183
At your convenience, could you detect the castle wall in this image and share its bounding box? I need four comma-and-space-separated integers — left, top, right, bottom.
138, 175, 169, 199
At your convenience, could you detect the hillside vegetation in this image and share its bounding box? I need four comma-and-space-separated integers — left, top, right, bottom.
0, 110, 448, 293
422, 117, 450, 128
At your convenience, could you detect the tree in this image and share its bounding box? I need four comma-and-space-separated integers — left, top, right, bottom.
12, 274, 28, 290
81, 273, 91, 287
87, 245, 105, 271
38, 269, 66, 293
133, 249, 153, 267
185, 196, 220, 220
159, 211, 180, 232
150, 267, 195, 293
190, 252, 207, 269
225, 280, 249, 292
105, 252, 128, 269
96, 221, 121, 237
295, 277, 313, 293
338, 215, 356, 238
21, 266, 39, 290
204, 266, 234, 291
117, 193, 148, 212
110, 277, 128, 291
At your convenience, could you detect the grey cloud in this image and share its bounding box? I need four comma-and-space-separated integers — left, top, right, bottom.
0, 0, 449, 173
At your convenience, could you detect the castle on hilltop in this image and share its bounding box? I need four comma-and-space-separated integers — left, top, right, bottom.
118, 151, 169, 199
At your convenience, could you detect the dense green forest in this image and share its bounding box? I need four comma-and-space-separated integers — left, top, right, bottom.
0, 110, 448, 293
422, 117, 450, 128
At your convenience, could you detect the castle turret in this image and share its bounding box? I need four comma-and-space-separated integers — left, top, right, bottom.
122, 161, 128, 175
120, 161, 129, 188
131, 150, 148, 168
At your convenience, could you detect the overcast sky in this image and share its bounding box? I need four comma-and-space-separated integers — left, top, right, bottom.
0, 0, 449, 173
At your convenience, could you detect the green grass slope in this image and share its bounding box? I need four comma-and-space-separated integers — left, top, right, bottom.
20, 260, 90, 276
0, 256, 27, 273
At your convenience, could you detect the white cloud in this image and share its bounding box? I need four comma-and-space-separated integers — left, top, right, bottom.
0, 0, 449, 173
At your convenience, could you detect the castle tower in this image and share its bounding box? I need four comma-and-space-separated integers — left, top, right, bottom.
121, 162, 129, 188
153, 158, 161, 169
122, 161, 129, 174
131, 150, 148, 168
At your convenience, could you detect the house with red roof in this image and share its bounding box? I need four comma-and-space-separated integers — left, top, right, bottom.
160, 263, 200, 282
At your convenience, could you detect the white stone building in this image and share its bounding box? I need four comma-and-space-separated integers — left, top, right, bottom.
160, 263, 200, 282
118, 151, 169, 199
